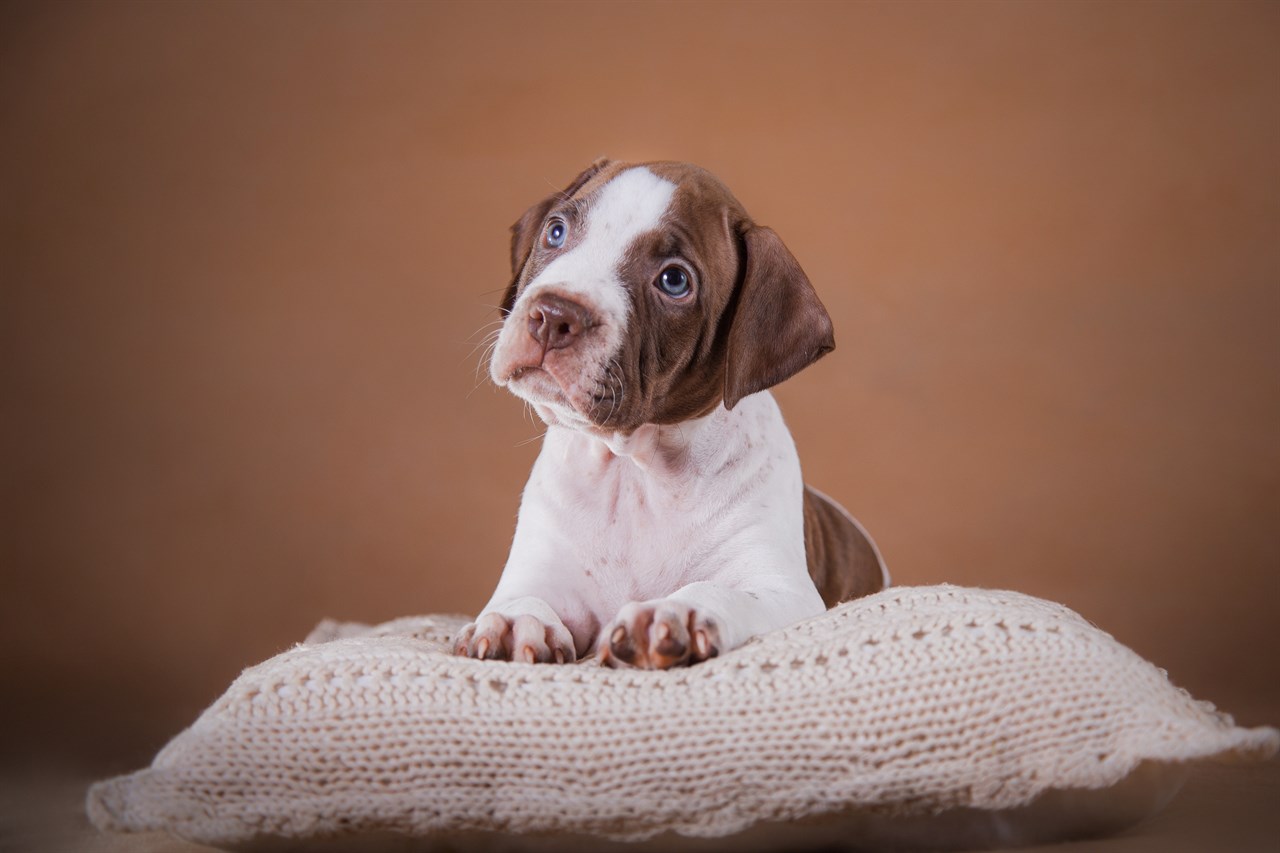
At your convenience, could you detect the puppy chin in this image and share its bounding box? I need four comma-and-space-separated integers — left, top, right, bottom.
501, 366, 599, 430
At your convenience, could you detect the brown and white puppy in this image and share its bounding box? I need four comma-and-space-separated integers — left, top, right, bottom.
454, 159, 887, 669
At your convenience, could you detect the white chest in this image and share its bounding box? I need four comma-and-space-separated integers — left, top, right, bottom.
504, 394, 806, 623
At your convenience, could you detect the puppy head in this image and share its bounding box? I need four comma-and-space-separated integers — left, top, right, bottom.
489, 159, 834, 432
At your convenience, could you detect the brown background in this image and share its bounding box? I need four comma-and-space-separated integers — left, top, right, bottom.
2, 0, 1277, 803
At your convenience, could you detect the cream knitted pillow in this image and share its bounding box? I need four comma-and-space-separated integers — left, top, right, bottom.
87, 585, 1277, 851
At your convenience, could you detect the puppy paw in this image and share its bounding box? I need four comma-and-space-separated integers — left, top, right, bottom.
453, 611, 576, 664
598, 600, 721, 670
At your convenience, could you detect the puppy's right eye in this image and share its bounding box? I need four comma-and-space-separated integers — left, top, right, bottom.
545, 219, 567, 249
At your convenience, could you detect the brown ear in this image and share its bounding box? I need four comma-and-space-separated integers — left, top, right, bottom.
723, 225, 835, 409
500, 157, 612, 315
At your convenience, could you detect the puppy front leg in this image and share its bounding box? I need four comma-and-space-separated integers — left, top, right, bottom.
453, 595, 577, 664
600, 578, 824, 670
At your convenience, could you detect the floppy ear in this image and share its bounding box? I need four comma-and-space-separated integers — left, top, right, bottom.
500, 157, 612, 316
723, 225, 835, 409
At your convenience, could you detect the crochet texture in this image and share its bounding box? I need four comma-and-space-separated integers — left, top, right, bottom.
87, 585, 1278, 849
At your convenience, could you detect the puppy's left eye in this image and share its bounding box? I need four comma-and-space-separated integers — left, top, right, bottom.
545, 219, 567, 248
657, 266, 692, 298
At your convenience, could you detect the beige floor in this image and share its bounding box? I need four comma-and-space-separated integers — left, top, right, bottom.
4, 760, 1276, 853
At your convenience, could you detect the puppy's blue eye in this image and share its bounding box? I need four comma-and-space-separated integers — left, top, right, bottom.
657, 266, 691, 298
545, 219, 567, 248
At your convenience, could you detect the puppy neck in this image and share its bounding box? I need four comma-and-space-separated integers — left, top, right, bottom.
546, 395, 768, 477
591, 422, 695, 469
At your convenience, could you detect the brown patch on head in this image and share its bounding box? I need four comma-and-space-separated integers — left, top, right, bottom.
589, 161, 835, 429
593, 163, 747, 426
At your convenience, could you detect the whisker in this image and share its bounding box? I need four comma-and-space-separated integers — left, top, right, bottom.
606, 362, 622, 424
600, 382, 615, 425
464, 335, 504, 399
466, 365, 497, 399
464, 318, 506, 337
461, 320, 503, 353
462, 326, 503, 367
608, 357, 626, 424
476, 289, 510, 304
516, 429, 547, 448
592, 362, 617, 425
463, 320, 505, 342
472, 334, 501, 377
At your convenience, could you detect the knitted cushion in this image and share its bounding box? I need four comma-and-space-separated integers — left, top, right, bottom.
86, 585, 1277, 851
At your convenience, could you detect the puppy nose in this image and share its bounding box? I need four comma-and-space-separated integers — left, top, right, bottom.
527, 294, 591, 351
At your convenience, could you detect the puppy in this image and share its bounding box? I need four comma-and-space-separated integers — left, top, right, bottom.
454, 159, 887, 669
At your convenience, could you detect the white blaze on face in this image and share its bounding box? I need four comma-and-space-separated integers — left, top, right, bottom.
492, 167, 678, 424
525, 167, 676, 322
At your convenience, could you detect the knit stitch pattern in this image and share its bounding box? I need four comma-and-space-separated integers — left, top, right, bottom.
87, 585, 1278, 849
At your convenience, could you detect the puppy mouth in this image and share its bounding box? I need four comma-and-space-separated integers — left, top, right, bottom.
504, 363, 624, 427
505, 365, 577, 412
505, 365, 565, 400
